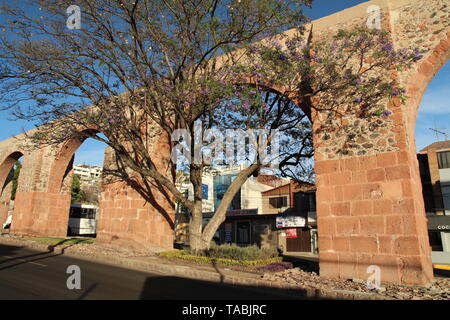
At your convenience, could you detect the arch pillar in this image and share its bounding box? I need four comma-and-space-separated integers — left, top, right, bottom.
315, 33, 450, 286
315, 149, 433, 285
10, 146, 71, 237
96, 133, 176, 251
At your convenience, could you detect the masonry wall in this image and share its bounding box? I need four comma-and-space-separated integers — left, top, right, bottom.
96, 135, 175, 252
311, 0, 450, 285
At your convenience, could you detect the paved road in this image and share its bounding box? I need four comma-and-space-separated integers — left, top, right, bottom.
0, 244, 300, 300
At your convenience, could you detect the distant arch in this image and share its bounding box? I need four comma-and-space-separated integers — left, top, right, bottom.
47, 129, 105, 194
0, 151, 24, 196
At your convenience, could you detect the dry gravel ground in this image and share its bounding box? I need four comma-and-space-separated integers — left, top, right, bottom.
261, 267, 450, 300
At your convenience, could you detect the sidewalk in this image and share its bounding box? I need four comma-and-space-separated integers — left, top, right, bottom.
0, 235, 389, 300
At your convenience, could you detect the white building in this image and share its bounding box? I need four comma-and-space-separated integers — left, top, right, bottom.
74, 165, 103, 180
175, 164, 289, 215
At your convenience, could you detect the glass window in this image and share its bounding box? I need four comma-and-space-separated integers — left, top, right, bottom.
269, 196, 288, 209
438, 151, 450, 169
213, 174, 241, 211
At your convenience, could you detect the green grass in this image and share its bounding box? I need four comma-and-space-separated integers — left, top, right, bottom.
23, 237, 95, 245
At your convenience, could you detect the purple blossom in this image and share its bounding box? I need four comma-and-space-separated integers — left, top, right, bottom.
381, 42, 393, 52
354, 97, 362, 103
242, 103, 251, 110
381, 110, 392, 119
249, 46, 259, 54
391, 89, 400, 96
278, 53, 288, 61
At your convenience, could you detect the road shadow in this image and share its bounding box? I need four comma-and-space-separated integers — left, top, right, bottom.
0, 239, 90, 271
138, 275, 324, 300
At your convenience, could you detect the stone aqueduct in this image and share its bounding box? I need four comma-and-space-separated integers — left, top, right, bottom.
0, 0, 449, 285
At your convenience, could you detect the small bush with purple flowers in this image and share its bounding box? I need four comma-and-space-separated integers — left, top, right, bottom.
258, 261, 294, 273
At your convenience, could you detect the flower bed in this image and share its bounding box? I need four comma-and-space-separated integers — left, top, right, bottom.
159, 249, 282, 267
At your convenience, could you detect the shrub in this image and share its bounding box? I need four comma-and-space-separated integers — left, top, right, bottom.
189, 244, 278, 261
159, 249, 282, 267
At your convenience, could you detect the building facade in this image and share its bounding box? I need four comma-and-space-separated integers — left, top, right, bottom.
418, 141, 450, 265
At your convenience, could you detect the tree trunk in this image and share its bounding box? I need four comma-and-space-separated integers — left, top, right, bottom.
188, 163, 209, 254
189, 199, 209, 254
200, 164, 260, 249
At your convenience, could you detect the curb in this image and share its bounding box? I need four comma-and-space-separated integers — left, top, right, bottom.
0, 236, 389, 300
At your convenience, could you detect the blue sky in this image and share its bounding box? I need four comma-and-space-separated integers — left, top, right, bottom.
0, 0, 448, 166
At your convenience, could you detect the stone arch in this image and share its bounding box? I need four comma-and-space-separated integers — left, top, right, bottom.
47, 128, 101, 194
406, 32, 450, 150
0, 151, 23, 194
0, 151, 24, 230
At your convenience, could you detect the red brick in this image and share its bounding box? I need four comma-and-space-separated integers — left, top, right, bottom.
401, 180, 414, 197
394, 236, 421, 255
318, 235, 333, 252
331, 202, 351, 216
343, 157, 360, 172
350, 236, 378, 253
315, 160, 341, 175
317, 203, 331, 217
334, 186, 344, 201
318, 252, 339, 278
376, 152, 397, 167
329, 172, 351, 186
343, 184, 363, 201
385, 165, 411, 180
392, 198, 415, 214
317, 186, 334, 203
359, 216, 385, 235
381, 181, 403, 199
333, 236, 350, 252
386, 215, 403, 235
351, 171, 367, 184
350, 200, 373, 216
372, 199, 393, 215
358, 155, 377, 170
378, 236, 393, 254
367, 168, 386, 182
336, 217, 359, 235
362, 183, 383, 200
317, 217, 336, 236
338, 252, 358, 279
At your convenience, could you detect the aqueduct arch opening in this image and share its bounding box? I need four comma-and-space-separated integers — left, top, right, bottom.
0, 151, 23, 232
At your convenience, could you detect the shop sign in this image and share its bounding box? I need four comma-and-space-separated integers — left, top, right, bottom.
286, 228, 297, 238
276, 216, 306, 228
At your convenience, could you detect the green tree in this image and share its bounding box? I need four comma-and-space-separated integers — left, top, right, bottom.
71, 174, 81, 204
0, 1, 423, 254
0, 0, 312, 253
11, 161, 21, 201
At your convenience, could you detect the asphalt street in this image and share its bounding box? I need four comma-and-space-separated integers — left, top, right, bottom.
0, 244, 301, 300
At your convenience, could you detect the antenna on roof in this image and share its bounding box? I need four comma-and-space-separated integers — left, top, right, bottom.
429, 127, 448, 141
429, 119, 448, 141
